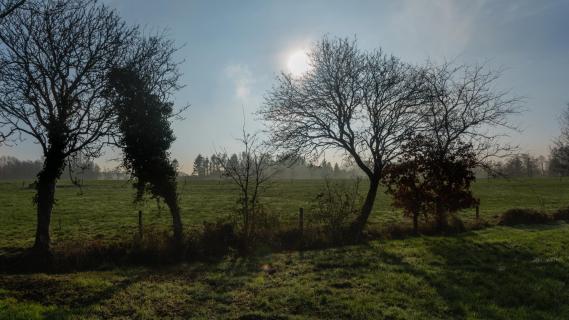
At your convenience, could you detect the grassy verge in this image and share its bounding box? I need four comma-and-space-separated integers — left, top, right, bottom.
1, 223, 568, 319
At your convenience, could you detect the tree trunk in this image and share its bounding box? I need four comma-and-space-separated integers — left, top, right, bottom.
33, 147, 66, 254
33, 176, 56, 253
164, 194, 183, 246
352, 176, 381, 237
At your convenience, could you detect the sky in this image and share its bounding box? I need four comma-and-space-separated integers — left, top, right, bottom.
2, 0, 569, 174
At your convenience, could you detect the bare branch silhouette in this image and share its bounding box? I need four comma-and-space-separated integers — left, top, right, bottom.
0, 0, 137, 253
261, 36, 426, 236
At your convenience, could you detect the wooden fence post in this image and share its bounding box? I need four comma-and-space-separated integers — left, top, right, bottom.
138, 210, 143, 239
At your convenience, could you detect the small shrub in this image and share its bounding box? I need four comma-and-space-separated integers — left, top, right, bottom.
310, 179, 362, 243
499, 208, 551, 226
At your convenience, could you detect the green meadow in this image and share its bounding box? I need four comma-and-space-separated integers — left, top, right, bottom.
1, 177, 568, 251
1, 178, 569, 319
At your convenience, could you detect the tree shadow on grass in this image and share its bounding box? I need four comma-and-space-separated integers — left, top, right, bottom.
0, 271, 143, 310
290, 227, 569, 319
419, 232, 569, 319
2, 227, 568, 319
0, 255, 267, 319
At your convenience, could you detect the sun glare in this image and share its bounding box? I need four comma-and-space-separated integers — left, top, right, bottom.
287, 49, 311, 77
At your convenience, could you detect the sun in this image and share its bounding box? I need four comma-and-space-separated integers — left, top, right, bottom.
287, 49, 311, 77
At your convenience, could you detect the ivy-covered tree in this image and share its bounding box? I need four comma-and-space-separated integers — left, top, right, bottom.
107, 66, 184, 245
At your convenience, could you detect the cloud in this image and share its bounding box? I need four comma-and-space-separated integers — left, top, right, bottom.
225, 64, 254, 100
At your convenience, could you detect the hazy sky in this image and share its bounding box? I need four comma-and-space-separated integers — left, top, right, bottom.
2, 0, 569, 173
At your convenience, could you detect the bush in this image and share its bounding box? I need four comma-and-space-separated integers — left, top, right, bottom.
499, 208, 551, 226
310, 179, 362, 243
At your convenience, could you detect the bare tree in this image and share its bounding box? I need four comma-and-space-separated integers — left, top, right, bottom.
418, 61, 521, 227
0, 0, 25, 19
421, 61, 521, 161
213, 125, 274, 241
0, 0, 25, 144
0, 0, 135, 253
260, 37, 426, 236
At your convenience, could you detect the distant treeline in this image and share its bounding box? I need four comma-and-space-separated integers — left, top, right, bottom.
1, 151, 565, 181
0, 156, 128, 180
191, 153, 361, 180
486, 153, 561, 178
192, 152, 566, 180
195, 151, 569, 180
0, 156, 43, 180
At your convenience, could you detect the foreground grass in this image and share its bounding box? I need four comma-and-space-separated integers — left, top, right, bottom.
1, 223, 568, 319
1, 178, 568, 251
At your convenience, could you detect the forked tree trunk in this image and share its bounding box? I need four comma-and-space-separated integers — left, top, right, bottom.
33, 145, 66, 254
351, 176, 381, 237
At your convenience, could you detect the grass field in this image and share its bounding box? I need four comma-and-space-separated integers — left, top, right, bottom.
1, 223, 568, 319
1, 177, 569, 251
1, 178, 569, 319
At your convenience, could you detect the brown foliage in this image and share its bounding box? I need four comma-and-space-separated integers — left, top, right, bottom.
382, 135, 479, 233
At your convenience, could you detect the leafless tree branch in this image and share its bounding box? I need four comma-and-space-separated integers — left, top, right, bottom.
260, 36, 427, 234
0, 0, 25, 19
